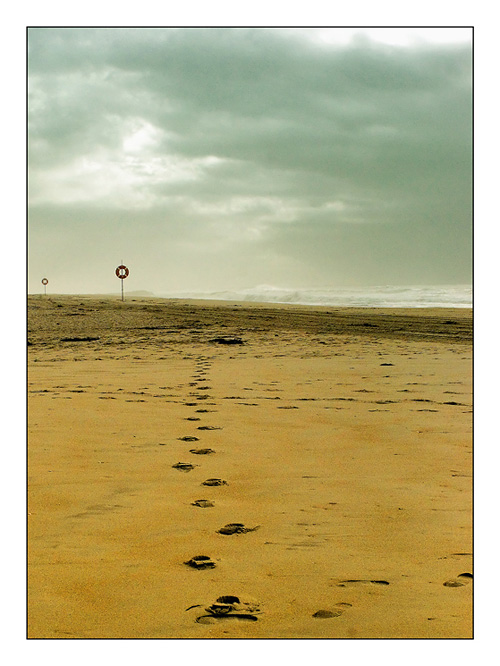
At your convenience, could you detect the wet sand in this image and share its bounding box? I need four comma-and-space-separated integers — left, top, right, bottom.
27, 296, 472, 638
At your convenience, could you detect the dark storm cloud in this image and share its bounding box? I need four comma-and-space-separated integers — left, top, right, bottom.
27, 27, 472, 293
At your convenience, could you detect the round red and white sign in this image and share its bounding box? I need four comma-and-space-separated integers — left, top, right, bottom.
115, 265, 129, 279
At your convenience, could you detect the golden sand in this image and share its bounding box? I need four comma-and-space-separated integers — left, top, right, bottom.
27, 296, 472, 638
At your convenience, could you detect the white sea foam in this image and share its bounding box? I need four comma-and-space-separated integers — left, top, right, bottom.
160, 284, 472, 308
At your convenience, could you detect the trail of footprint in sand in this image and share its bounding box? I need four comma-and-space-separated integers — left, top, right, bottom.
183, 357, 263, 616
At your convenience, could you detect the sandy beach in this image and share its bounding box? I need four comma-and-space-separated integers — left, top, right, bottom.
27, 296, 472, 639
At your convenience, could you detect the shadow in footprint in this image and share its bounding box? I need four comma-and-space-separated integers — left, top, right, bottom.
312, 609, 342, 619
217, 523, 259, 535
202, 478, 228, 486
191, 499, 214, 508
312, 602, 352, 619
195, 614, 257, 624
172, 462, 197, 472
184, 556, 216, 569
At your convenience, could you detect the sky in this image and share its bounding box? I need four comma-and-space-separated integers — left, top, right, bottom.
27, 27, 472, 295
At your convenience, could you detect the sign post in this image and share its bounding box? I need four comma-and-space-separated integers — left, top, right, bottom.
115, 265, 129, 301
41, 278, 48, 296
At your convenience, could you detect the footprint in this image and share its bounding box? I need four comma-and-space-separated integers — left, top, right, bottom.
312, 609, 342, 619
191, 499, 215, 508
335, 579, 389, 587
195, 595, 261, 623
202, 478, 228, 486
197, 426, 222, 431
184, 555, 216, 569
217, 523, 260, 535
172, 462, 197, 472
443, 573, 473, 587
312, 602, 352, 619
190, 448, 215, 455
178, 436, 199, 442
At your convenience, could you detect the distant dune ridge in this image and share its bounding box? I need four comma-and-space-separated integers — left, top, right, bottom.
27, 296, 472, 638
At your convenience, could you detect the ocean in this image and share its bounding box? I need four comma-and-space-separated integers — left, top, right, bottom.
160, 284, 472, 309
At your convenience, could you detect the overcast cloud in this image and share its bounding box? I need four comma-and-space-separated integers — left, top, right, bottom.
27, 27, 472, 295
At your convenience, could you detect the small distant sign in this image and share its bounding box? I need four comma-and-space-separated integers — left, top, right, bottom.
41, 278, 48, 295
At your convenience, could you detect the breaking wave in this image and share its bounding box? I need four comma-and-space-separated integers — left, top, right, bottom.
161, 284, 472, 308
